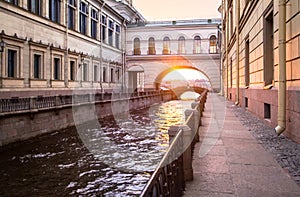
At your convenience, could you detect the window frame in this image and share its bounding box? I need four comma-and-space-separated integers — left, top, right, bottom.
49, 0, 61, 23
53, 56, 61, 80
79, 1, 88, 35
68, 0, 76, 30
178, 36, 185, 54
193, 36, 201, 54
7, 48, 18, 78
91, 7, 98, 39
28, 0, 42, 16
209, 35, 217, 53
163, 37, 170, 55
133, 37, 141, 55
148, 37, 156, 55
108, 20, 114, 46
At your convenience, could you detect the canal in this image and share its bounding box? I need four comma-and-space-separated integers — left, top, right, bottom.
0, 100, 193, 196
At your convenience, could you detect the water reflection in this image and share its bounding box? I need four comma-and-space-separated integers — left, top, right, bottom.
0, 100, 192, 196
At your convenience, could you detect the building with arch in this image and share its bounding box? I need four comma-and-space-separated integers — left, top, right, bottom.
126, 19, 221, 92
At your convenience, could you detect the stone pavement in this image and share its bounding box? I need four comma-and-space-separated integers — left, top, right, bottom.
184, 93, 300, 196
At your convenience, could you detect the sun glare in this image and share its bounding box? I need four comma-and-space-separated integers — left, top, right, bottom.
162, 69, 207, 81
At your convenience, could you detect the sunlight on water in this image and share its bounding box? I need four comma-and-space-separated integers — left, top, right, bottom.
0, 100, 193, 196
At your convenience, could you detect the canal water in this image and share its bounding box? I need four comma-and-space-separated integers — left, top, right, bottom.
0, 100, 193, 196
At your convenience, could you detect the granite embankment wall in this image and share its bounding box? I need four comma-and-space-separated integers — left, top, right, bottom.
0, 91, 174, 146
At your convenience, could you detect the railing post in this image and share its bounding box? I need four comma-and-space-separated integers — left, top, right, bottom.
185, 109, 200, 143
55, 95, 61, 106
30, 96, 36, 109
168, 125, 193, 181
191, 101, 202, 125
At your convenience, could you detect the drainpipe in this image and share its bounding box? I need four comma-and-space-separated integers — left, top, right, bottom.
275, 0, 286, 135
225, 0, 229, 99
100, 1, 106, 94
235, 0, 240, 105
122, 19, 127, 93
64, 0, 69, 88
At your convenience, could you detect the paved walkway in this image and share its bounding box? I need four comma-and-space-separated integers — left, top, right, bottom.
184, 93, 300, 196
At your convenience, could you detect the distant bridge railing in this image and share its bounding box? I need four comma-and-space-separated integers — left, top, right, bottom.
141, 89, 208, 197
0, 90, 172, 114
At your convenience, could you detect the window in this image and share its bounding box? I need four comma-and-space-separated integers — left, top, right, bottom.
264, 103, 271, 119
70, 60, 75, 80
49, 0, 60, 23
101, 15, 107, 42
6, 0, 18, 5
33, 54, 41, 79
91, 8, 98, 39
116, 68, 120, 81
263, 9, 274, 86
79, 1, 88, 35
28, 0, 42, 15
178, 36, 185, 54
115, 25, 120, 49
245, 37, 250, 86
53, 57, 60, 80
133, 37, 141, 55
229, 6, 233, 38
94, 65, 98, 81
193, 36, 201, 53
82, 63, 87, 81
209, 35, 217, 53
110, 68, 114, 82
108, 20, 114, 46
103, 67, 106, 82
148, 37, 156, 55
7, 49, 17, 78
162, 37, 170, 55
68, 0, 76, 30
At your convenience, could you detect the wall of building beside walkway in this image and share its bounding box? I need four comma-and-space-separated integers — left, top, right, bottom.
223, 0, 300, 143
0, 91, 174, 146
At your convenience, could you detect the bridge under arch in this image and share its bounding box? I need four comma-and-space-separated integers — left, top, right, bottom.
169, 86, 208, 99
126, 54, 220, 92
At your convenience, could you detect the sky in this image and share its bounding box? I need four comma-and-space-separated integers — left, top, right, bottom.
133, 0, 222, 21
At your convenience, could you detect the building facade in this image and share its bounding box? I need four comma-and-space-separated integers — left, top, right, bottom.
221, 0, 300, 142
126, 19, 221, 92
0, 0, 126, 98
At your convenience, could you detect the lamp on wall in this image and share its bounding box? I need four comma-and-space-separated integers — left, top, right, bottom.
79, 52, 85, 68
0, 40, 5, 52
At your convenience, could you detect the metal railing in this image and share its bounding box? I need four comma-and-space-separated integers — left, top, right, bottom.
0, 90, 171, 114
140, 129, 185, 197
141, 89, 208, 197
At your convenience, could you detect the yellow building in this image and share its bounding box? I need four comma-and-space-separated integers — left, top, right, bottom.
221, 0, 300, 142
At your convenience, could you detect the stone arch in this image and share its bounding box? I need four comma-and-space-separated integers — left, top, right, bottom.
207, 33, 217, 39
153, 66, 211, 90
192, 33, 203, 39
127, 64, 145, 91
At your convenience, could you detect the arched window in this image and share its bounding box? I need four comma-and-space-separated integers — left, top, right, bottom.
133, 37, 141, 55
193, 36, 201, 54
178, 36, 185, 54
162, 37, 170, 55
148, 37, 156, 55
209, 35, 217, 53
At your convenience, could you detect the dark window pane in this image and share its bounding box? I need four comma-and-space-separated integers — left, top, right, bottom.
34, 54, 41, 78
70, 61, 75, 80
8, 49, 16, 78
54, 58, 60, 80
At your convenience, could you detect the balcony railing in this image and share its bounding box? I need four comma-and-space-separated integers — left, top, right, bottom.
0, 90, 168, 114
